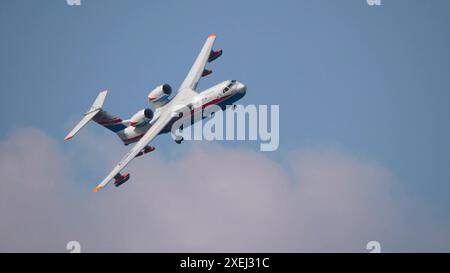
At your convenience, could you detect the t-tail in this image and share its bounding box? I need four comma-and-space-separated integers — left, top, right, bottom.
64, 90, 127, 141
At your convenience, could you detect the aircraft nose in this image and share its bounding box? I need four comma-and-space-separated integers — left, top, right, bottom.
236, 82, 247, 94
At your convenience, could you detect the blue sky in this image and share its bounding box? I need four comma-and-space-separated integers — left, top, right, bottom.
1, 0, 450, 251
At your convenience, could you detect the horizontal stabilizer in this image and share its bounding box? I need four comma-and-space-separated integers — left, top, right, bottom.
64, 90, 108, 141
64, 110, 100, 141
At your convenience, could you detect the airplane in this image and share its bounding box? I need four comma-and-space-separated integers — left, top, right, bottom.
64, 34, 247, 192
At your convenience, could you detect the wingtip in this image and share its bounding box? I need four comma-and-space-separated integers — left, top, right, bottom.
208, 33, 217, 38
92, 186, 104, 193
64, 135, 73, 141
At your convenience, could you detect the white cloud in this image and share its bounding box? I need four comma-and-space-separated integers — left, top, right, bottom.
0, 128, 449, 252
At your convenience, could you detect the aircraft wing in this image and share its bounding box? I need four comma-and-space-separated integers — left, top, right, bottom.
92, 112, 172, 192
178, 34, 217, 93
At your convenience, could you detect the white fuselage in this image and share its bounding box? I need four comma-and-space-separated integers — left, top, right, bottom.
117, 80, 247, 145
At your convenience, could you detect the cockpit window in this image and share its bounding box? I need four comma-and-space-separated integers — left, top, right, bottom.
223, 80, 236, 93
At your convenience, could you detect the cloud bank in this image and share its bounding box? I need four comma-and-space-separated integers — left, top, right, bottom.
0, 128, 449, 252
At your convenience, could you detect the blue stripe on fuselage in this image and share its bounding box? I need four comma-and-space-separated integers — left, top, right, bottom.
104, 123, 127, 133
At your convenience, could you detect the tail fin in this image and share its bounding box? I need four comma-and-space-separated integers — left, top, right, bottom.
64, 90, 108, 141
64, 90, 128, 141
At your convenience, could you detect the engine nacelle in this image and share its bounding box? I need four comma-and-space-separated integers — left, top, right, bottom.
148, 84, 172, 106
130, 108, 154, 127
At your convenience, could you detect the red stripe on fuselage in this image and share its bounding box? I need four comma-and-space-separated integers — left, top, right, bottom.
192, 94, 232, 113
97, 118, 122, 125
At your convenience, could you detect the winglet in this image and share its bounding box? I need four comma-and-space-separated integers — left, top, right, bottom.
92, 185, 104, 193
208, 33, 217, 38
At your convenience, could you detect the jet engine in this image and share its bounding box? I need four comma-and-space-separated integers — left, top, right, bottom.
148, 84, 172, 105
129, 108, 154, 127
